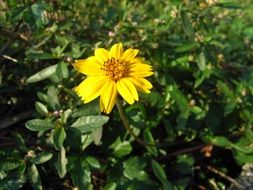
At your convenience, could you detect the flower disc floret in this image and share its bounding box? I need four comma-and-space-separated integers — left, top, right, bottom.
102, 58, 126, 81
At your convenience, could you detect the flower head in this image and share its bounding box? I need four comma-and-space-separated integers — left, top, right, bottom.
73, 43, 153, 114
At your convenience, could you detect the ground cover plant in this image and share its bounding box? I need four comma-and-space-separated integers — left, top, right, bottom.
1, 0, 253, 189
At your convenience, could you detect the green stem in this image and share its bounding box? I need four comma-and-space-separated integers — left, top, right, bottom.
115, 98, 146, 146
116, 99, 176, 148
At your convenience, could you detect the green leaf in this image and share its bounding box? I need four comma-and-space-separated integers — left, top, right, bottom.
55, 147, 67, 178
35, 101, 48, 115
224, 102, 236, 116
53, 126, 66, 150
0, 170, 6, 179
28, 164, 42, 190
56, 61, 69, 79
25, 119, 54, 132
231, 137, 253, 154
0, 174, 27, 190
210, 136, 231, 147
176, 155, 194, 175
144, 128, 158, 156
216, 2, 241, 9
71, 115, 109, 133
30, 3, 48, 28
169, 85, 189, 112
103, 182, 117, 190
51, 45, 67, 58
91, 127, 103, 145
245, 127, 253, 143
30, 152, 53, 165
71, 101, 100, 117
196, 52, 206, 71
12, 132, 28, 152
37, 92, 48, 103
123, 157, 149, 180
151, 160, 167, 180
10, 6, 28, 21
177, 110, 190, 129
71, 43, 85, 58
61, 109, 72, 124
69, 157, 91, 189
170, 85, 190, 129
47, 86, 60, 109
26, 51, 55, 60
0, 159, 23, 171
26, 64, 58, 83
65, 128, 82, 149
175, 42, 198, 52
239, 109, 252, 122
181, 12, 194, 39
86, 156, 100, 169
110, 138, 132, 158
233, 150, 253, 165
151, 160, 175, 190
55, 35, 69, 46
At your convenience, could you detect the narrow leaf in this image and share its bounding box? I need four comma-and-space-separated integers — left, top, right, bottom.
151, 160, 167, 180
55, 147, 67, 178
56, 62, 69, 79
26, 64, 58, 83
35, 101, 48, 115
53, 126, 66, 150
30, 152, 53, 165
71, 115, 109, 133
144, 128, 158, 156
196, 52, 206, 71
91, 127, 103, 145
25, 119, 54, 132
28, 164, 42, 190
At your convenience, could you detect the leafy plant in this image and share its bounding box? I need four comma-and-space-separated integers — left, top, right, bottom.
1, 0, 253, 189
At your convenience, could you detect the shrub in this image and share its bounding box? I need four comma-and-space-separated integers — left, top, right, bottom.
1, 0, 253, 189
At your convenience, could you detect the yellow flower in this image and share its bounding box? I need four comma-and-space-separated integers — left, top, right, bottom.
73, 43, 153, 114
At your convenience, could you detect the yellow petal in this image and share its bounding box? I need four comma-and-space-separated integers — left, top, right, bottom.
129, 70, 154, 77
116, 78, 138, 105
95, 48, 110, 64
127, 57, 145, 66
127, 77, 153, 93
128, 63, 153, 77
129, 63, 153, 71
109, 43, 123, 59
75, 76, 107, 103
73, 56, 104, 76
100, 80, 117, 114
122, 48, 139, 61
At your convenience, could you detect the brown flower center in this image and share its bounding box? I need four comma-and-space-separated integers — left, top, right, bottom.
102, 58, 126, 81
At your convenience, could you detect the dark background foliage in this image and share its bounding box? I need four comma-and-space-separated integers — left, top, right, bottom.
1, 0, 253, 189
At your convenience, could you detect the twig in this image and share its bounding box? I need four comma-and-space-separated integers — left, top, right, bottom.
0, 111, 33, 129
1, 54, 18, 62
0, 19, 23, 58
116, 98, 201, 149
156, 144, 207, 160
0, 27, 30, 45
206, 165, 245, 190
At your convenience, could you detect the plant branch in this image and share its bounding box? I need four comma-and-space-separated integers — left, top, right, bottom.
206, 165, 245, 190
0, 111, 33, 129
156, 144, 207, 160
115, 98, 200, 149
116, 98, 147, 146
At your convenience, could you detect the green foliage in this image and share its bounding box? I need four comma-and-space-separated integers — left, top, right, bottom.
1, 0, 253, 189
